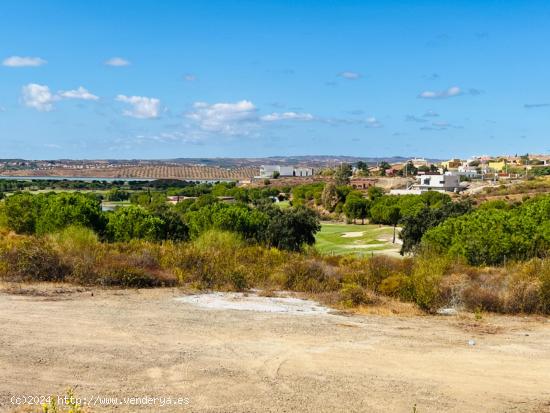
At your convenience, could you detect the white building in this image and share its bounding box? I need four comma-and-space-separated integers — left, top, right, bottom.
259, 165, 314, 178
390, 174, 462, 195
443, 164, 481, 178
414, 174, 461, 192
294, 167, 314, 177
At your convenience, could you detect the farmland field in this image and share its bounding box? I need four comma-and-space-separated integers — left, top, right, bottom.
315, 222, 401, 257
0, 165, 259, 180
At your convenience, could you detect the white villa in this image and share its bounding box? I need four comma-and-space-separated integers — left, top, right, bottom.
259, 165, 314, 178
390, 174, 462, 195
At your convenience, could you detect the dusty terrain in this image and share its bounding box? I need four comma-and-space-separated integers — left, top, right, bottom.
1, 285, 550, 413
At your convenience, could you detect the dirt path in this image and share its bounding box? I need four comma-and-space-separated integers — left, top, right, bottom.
1, 286, 550, 412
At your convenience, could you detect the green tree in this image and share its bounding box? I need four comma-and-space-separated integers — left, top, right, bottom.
343, 194, 369, 224
3, 192, 39, 234
263, 205, 320, 251
150, 204, 189, 241
321, 182, 339, 212
367, 186, 384, 201
422, 195, 550, 265
185, 202, 269, 242
399, 200, 473, 254
334, 163, 353, 185
106, 205, 165, 242
105, 189, 130, 202
387, 206, 402, 243
36, 193, 105, 235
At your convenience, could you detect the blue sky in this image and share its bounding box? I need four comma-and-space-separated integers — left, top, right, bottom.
1, 0, 549, 159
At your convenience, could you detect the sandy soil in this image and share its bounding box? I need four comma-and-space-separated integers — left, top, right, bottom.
1, 285, 550, 413
341, 231, 365, 238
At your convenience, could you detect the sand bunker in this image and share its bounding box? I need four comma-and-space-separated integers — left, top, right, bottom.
176, 292, 329, 315
344, 243, 386, 249
341, 231, 365, 238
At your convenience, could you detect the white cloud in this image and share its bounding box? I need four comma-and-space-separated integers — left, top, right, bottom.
105, 57, 130, 67
406, 115, 427, 123
186, 100, 258, 134
184, 74, 197, 81
3, 56, 47, 67
116, 95, 160, 118
418, 86, 462, 99
423, 110, 439, 117
58, 86, 99, 101
21, 83, 58, 111
44, 143, 62, 149
420, 120, 463, 131
260, 112, 314, 122
366, 116, 383, 128
339, 71, 362, 80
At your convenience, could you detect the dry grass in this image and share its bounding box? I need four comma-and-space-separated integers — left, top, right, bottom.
1, 227, 550, 314
349, 297, 424, 316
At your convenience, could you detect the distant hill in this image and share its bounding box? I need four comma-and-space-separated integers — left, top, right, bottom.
167, 155, 444, 167
1, 155, 444, 169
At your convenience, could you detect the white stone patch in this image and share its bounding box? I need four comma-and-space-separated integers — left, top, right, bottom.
176, 292, 329, 315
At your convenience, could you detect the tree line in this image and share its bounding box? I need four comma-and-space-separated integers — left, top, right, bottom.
0, 191, 319, 252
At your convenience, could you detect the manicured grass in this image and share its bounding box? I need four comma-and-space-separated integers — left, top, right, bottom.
101, 200, 132, 211
276, 200, 291, 209
315, 222, 400, 257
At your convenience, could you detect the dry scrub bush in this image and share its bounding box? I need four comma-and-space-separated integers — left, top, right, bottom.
378, 273, 411, 298
410, 253, 451, 311
336, 255, 413, 292
0, 228, 174, 288
281, 258, 340, 292
339, 283, 379, 307
0, 232, 69, 282
2, 224, 550, 314
504, 258, 550, 313
435, 259, 550, 314
161, 231, 254, 290
48, 226, 102, 284
438, 272, 470, 308
455, 269, 504, 312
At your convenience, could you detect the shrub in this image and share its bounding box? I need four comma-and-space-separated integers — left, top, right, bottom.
438, 272, 470, 308
410, 253, 450, 311
460, 270, 504, 312
106, 205, 165, 242
282, 259, 339, 292
340, 283, 374, 307
0, 234, 69, 282
379, 274, 411, 298
95, 247, 174, 288
538, 259, 550, 313
229, 269, 249, 291
49, 226, 102, 283
193, 229, 244, 252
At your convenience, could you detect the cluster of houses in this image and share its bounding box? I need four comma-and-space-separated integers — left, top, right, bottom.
386, 154, 550, 194
366, 154, 550, 179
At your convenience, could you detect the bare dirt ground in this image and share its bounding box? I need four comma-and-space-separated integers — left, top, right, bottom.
1, 285, 550, 413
